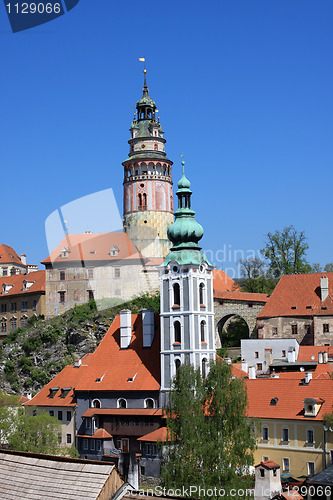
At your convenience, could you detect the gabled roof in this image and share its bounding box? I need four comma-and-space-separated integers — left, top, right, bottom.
258, 273, 333, 318
213, 269, 240, 294
214, 290, 270, 303
75, 313, 161, 392
0, 244, 25, 266
41, 232, 145, 265
0, 270, 45, 298
246, 377, 333, 420
24, 354, 92, 407
0, 449, 121, 500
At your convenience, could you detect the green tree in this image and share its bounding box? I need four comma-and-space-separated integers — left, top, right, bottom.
238, 257, 277, 293
221, 316, 249, 348
324, 263, 333, 273
162, 361, 256, 498
261, 225, 311, 278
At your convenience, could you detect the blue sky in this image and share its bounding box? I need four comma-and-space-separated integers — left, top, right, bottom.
1, 0, 332, 277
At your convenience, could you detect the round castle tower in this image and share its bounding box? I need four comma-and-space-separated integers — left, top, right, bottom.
123, 70, 174, 258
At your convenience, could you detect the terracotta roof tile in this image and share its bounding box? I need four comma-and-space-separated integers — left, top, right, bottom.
246, 377, 333, 420
297, 346, 333, 362
255, 459, 280, 469
231, 363, 248, 379
0, 244, 25, 266
24, 354, 92, 407
75, 313, 160, 392
137, 427, 169, 442
41, 233, 145, 265
214, 290, 270, 303
0, 270, 45, 297
213, 269, 240, 293
258, 273, 333, 318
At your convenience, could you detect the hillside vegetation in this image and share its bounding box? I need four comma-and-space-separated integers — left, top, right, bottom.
0, 294, 160, 395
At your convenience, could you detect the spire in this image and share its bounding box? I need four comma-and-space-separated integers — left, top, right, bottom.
162, 160, 212, 266
142, 69, 149, 96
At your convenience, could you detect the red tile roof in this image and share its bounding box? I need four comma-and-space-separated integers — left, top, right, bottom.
137, 427, 169, 442
255, 459, 280, 469
214, 290, 270, 303
273, 363, 332, 381
41, 233, 145, 265
231, 363, 248, 379
297, 346, 333, 362
246, 377, 333, 420
258, 273, 333, 318
0, 270, 45, 297
24, 354, 92, 407
0, 244, 25, 266
281, 491, 303, 500
75, 313, 160, 392
213, 269, 240, 293
83, 408, 162, 417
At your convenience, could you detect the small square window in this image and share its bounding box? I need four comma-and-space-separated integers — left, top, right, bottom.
272, 327, 278, 336
307, 462, 315, 476
49, 410, 54, 417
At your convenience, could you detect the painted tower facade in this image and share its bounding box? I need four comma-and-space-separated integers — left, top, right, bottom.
160, 162, 215, 402
123, 71, 174, 258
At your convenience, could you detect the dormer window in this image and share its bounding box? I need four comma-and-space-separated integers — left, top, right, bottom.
270, 397, 278, 406
304, 398, 324, 417
109, 245, 120, 257
60, 387, 72, 398
60, 247, 69, 259
48, 387, 59, 399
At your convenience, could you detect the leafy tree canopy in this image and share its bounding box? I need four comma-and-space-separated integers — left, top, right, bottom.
261, 225, 311, 278
162, 361, 256, 498
238, 257, 277, 293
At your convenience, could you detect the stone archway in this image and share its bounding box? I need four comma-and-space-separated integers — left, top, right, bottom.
216, 313, 250, 349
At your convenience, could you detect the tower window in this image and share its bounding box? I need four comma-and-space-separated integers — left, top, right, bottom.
143, 193, 147, 210
200, 320, 206, 342
138, 193, 142, 210
173, 283, 180, 307
154, 144, 158, 150
117, 398, 127, 409
174, 321, 181, 343
202, 358, 207, 379
175, 359, 181, 372
199, 283, 205, 305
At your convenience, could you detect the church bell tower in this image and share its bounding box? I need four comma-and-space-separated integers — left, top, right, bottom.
160, 161, 215, 403
123, 70, 174, 258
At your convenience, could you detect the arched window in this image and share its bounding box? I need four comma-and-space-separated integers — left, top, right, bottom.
173, 283, 180, 306
117, 398, 127, 409
92, 399, 101, 408
174, 321, 181, 343
202, 358, 207, 379
175, 359, 181, 372
154, 143, 158, 150
200, 320, 206, 342
143, 193, 147, 210
138, 193, 142, 210
199, 283, 205, 305
145, 398, 154, 409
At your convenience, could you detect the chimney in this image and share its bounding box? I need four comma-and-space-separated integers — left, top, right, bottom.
318, 351, 323, 364
142, 308, 154, 347
21, 254, 27, 265
74, 359, 82, 368
305, 372, 312, 384
323, 351, 328, 364
321, 276, 329, 302
241, 359, 248, 373
249, 366, 256, 379
120, 309, 132, 348
287, 349, 296, 363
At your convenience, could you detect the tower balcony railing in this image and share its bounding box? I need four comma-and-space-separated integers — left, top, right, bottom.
124, 174, 171, 183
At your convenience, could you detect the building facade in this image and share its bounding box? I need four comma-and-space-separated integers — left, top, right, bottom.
123, 70, 174, 259
0, 244, 37, 277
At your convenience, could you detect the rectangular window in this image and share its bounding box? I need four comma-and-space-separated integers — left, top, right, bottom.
87, 268, 94, 279
33, 299, 37, 311
59, 291, 65, 303
257, 363, 262, 371
282, 350, 286, 357
96, 440, 101, 451
255, 352, 259, 359
262, 427, 269, 441
1, 304, 7, 313
66, 411, 71, 421
272, 327, 278, 336
83, 438, 88, 450
88, 290, 94, 301
86, 418, 91, 429
262, 456, 269, 462
20, 317, 28, 328
60, 271, 66, 281
2, 268, 8, 276
91, 440, 95, 451
10, 319, 17, 332
66, 433, 72, 444
1, 321, 7, 332
282, 458, 290, 472
10, 302, 17, 313
305, 324, 311, 334
307, 462, 315, 476
49, 410, 54, 417
307, 429, 314, 444
291, 324, 298, 335
21, 301, 28, 311
323, 324, 329, 333
57, 411, 63, 421
282, 428, 289, 442
114, 267, 121, 278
